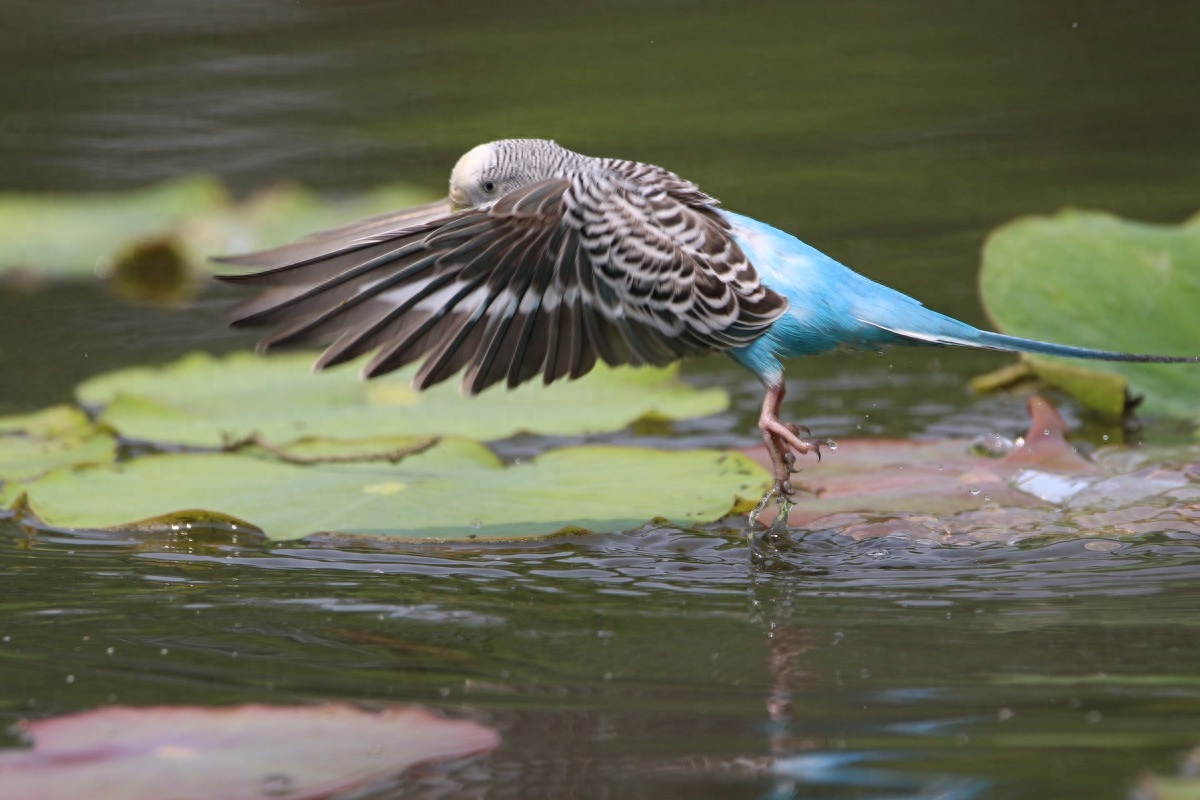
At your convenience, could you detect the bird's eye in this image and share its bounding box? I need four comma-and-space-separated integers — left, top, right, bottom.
482, 180, 496, 194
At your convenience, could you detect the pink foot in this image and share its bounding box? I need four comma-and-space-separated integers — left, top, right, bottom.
758, 382, 822, 497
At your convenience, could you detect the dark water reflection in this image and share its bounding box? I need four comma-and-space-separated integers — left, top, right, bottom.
3, 0, 1200, 797
4, 519, 1200, 797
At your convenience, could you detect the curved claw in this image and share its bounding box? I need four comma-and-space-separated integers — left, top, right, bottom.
784, 422, 812, 438
757, 382, 826, 497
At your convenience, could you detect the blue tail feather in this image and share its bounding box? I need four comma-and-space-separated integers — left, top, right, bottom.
863, 317, 1200, 364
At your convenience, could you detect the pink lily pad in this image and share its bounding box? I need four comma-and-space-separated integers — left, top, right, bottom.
0, 703, 499, 800
748, 396, 1200, 542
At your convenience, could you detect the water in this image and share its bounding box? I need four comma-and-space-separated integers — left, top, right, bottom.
4, 524, 1200, 797
3, 1, 1200, 797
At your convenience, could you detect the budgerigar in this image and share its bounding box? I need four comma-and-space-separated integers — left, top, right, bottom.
217, 139, 1198, 496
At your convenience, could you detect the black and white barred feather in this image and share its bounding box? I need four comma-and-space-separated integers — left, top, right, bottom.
216, 139, 787, 394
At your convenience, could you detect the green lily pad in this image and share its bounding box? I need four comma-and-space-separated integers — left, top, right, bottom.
0, 178, 227, 281
3, 438, 769, 540
0, 178, 434, 290
0, 702, 499, 800
0, 405, 116, 483
980, 209, 1200, 419
183, 183, 438, 261
76, 351, 729, 446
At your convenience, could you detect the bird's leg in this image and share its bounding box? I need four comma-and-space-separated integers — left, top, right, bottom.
758, 382, 821, 497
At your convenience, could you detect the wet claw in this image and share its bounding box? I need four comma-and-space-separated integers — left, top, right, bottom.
784, 422, 811, 438
757, 382, 824, 498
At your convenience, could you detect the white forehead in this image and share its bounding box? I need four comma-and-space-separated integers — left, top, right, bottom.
450, 142, 496, 186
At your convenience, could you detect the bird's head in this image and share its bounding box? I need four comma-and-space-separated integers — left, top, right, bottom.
448, 138, 576, 209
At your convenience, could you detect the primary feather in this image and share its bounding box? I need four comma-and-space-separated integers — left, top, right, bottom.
218, 140, 785, 394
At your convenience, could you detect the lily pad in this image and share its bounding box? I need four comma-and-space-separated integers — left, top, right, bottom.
751, 395, 1200, 542
980, 209, 1200, 419
3, 438, 769, 540
0, 178, 433, 288
0, 178, 227, 282
76, 351, 729, 446
0, 405, 116, 483
0, 702, 499, 800
183, 183, 439, 261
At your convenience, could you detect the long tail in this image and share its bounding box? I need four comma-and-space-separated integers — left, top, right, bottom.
864, 317, 1200, 364
967, 330, 1198, 363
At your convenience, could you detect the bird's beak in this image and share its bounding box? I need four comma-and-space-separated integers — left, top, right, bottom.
449, 185, 470, 210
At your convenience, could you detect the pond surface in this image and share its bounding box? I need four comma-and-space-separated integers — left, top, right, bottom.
3, 1, 1200, 797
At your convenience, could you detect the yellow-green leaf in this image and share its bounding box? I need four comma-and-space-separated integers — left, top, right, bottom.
76, 351, 729, 446
0, 405, 116, 483
980, 210, 1200, 419
4, 439, 770, 541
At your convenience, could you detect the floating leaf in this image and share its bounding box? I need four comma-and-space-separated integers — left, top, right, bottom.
3, 438, 769, 540
0, 405, 116, 484
184, 183, 439, 259
0, 178, 227, 282
0, 178, 434, 289
980, 210, 1200, 419
76, 351, 728, 446
0, 703, 499, 800
751, 396, 1200, 542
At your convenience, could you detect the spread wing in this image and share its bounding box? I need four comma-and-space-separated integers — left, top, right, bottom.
217, 169, 786, 394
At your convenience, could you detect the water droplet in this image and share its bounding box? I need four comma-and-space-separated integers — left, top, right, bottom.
997, 707, 1016, 721
260, 773, 295, 797
826, 439, 838, 451
106, 646, 114, 655
1102, 434, 1109, 442
1042, 428, 1050, 437
937, 464, 944, 471
1085, 710, 1103, 723
65, 674, 75, 684
160, 648, 169, 656
969, 487, 981, 496
470, 519, 483, 529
